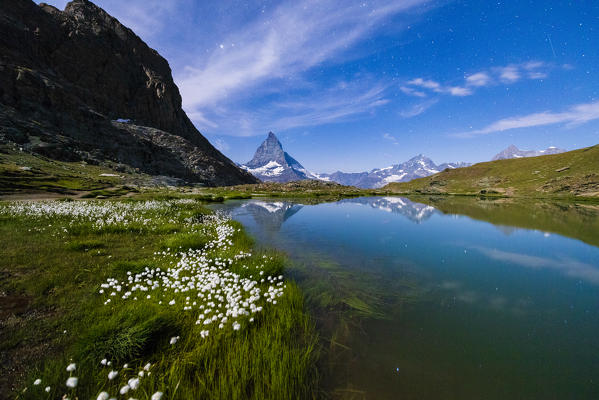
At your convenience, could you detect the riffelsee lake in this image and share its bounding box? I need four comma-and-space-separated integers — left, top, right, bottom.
211, 196, 599, 399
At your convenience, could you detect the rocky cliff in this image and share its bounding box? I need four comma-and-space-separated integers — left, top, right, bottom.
0, 0, 257, 186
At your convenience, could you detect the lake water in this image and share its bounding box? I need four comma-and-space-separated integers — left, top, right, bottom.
210, 196, 599, 399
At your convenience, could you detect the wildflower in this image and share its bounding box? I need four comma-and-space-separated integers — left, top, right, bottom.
128, 377, 140, 390
34, 379, 41, 385
66, 363, 76, 372
97, 392, 110, 400
108, 370, 118, 380
66, 377, 78, 388
233, 322, 241, 330
151, 392, 164, 400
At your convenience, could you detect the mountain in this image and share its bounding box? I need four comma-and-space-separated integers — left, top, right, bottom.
385, 145, 599, 198
0, 0, 256, 186
492, 145, 565, 161
241, 132, 316, 182
319, 155, 470, 189
242, 201, 303, 232
341, 197, 438, 223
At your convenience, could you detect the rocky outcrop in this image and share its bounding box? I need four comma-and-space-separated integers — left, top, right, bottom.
0, 0, 257, 185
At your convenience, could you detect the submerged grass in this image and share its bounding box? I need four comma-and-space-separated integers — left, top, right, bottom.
0, 199, 318, 399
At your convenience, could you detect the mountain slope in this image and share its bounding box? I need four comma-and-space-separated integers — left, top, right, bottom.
0, 0, 256, 186
242, 132, 315, 182
319, 155, 469, 188
385, 145, 599, 198
492, 145, 565, 160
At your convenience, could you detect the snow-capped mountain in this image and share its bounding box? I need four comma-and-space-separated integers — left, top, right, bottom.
242, 201, 303, 232
341, 196, 438, 223
318, 155, 469, 189
492, 145, 565, 160
241, 132, 316, 182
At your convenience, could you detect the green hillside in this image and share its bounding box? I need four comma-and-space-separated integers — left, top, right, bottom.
385, 145, 599, 199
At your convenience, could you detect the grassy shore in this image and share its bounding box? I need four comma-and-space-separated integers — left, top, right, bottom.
386, 145, 599, 200
0, 198, 318, 399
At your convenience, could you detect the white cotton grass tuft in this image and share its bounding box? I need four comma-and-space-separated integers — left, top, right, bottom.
33, 378, 41, 385
97, 392, 110, 400
128, 377, 140, 390
45, 386, 51, 392
151, 392, 164, 400
66, 376, 78, 388
5, 201, 291, 397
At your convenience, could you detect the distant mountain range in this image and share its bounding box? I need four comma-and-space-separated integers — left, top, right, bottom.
240, 197, 437, 229
492, 145, 565, 160
241, 133, 566, 188
341, 197, 438, 223
241, 132, 317, 182
316, 156, 470, 188
242, 132, 468, 188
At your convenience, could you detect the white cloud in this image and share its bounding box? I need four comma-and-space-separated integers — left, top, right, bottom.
404, 78, 472, 97
475, 246, 599, 285
406, 78, 443, 92
196, 81, 390, 135
498, 66, 520, 83
528, 71, 548, 79
454, 100, 599, 137
400, 60, 559, 114
465, 72, 491, 87
211, 137, 230, 152
400, 86, 427, 97
447, 86, 472, 96
400, 98, 438, 118
178, 0, 430, 111
382, 132, 399, 144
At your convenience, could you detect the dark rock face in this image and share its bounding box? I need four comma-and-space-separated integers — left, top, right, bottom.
0, 0, 257, 186
245, 132, 288, 169
242, 132, 315, 182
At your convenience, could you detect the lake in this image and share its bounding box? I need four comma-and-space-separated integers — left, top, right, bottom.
210, 196, 599, 399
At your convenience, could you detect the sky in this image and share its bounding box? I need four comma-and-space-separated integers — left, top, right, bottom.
40, 0, 599, 173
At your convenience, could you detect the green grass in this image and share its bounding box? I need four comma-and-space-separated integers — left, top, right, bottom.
386, 144, 599, 200
0, 145, 135, 194
0, 199, 318, 399
406, 195, 599, 248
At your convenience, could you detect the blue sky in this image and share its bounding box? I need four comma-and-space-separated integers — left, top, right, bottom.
42, 0, 598, 172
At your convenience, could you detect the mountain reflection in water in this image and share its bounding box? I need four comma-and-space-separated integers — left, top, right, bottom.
210, 196, 599, 399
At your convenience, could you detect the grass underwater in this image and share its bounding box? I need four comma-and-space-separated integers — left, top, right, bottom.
0, 198, 318, 399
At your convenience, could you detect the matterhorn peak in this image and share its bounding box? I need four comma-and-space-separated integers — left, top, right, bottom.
241, 132, 316, 182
